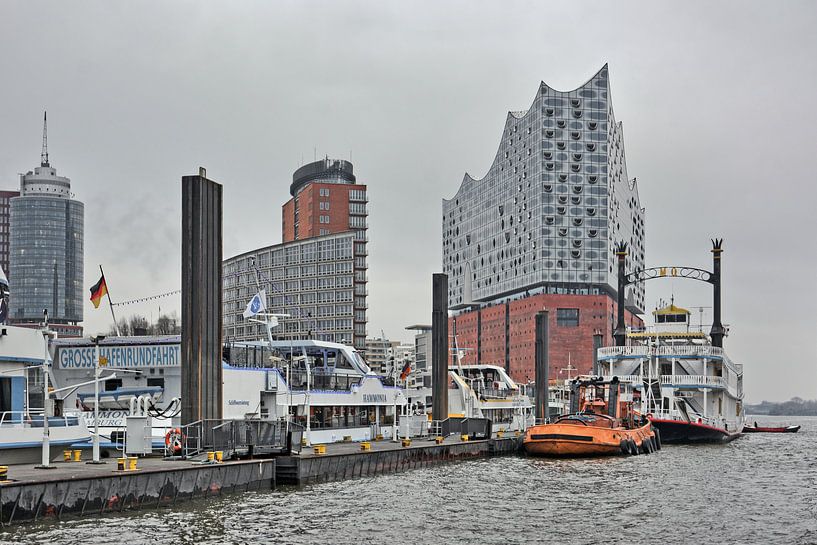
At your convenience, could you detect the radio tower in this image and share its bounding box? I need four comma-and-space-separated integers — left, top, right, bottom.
40, 111, 49, 167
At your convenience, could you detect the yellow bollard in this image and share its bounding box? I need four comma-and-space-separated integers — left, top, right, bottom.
128, 457, 138, 471
461, 434, 469, 442
215, 451, 223, 463
401, 438, 411, 447
375, 434, 384, 441
496, 431, 504, 438
313, 444, 326, 455
360, 441, 371, 451
0, 466, 7, 480
207, 451, 215, 462
117, 458, 127, 471
63, 450, 72, 462
435, 436, 444, 444
72, 449, 82, 462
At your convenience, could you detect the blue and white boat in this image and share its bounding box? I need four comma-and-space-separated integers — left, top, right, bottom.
0, 324, 91, 464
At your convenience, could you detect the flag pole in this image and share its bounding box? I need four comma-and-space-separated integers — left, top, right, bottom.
100, 265, 121, 336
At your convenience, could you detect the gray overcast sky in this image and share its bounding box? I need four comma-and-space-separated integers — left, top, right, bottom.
1, 1, 814, 402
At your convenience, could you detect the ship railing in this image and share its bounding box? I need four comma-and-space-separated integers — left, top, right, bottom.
287, 370, 362, 391
655, 346, 724, 357
0, 411, 81, 427
475, 387, 516, 400
600, 375, 642, 384
659, 375, 726, 388
598, 346, 650, 358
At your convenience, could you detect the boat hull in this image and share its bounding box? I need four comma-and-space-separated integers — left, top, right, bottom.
650, 418, 740, 444
523, 421, 654, 458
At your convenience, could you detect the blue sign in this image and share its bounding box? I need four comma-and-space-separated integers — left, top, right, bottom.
57, 344, 181, 369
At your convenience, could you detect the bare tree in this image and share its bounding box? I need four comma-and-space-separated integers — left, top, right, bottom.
105, 312, 181, 336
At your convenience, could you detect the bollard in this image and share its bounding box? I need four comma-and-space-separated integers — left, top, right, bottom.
63, 450, 72, 462
401, 438, 412, 447
72, 449, 82, 462
375, 434, 384, 442
435, 436, 444, 444
313, 444, 326, 455
496, 431, 504, 438
207, 451, 215, 462
0, 466, 7, 480
215, 451, 223, 462
128, 457, 138, 471
461, 434, 469, 442
343, 435, 352, 442
360, 442, 371, 451
117, 458, 127, 471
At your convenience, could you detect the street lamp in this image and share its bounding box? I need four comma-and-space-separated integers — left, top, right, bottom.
88, 335, 106, 464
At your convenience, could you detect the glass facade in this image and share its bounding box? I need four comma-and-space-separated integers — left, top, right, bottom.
442, 65, 645, 312
9, 182, 84, 324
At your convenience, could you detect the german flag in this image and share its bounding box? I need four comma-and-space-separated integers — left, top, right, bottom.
89, 275, 108, 309
399, 360, 412, 381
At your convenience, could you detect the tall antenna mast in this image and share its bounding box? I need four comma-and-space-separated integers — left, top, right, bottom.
40, 111, 49, 167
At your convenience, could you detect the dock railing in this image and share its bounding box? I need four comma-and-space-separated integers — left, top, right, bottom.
179, 419, 290, 459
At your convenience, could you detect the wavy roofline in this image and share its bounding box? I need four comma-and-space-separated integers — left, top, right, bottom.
444, 64, 610, 203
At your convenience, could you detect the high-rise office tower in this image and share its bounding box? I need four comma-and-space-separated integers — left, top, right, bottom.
442, 65, 645, 380
9, 113, 84, 337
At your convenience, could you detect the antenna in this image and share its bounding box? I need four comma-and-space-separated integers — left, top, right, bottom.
40, 111, 49, 167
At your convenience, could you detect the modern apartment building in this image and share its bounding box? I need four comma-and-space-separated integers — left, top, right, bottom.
223, 232, 359, 346
223, 158, 368, 349
443, 65, 644, 381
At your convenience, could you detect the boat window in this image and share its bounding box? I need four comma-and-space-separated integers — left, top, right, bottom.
0, 378, 11, 413
351, 351, 371, 374
335, 352, 355, 370
105, 379, 123, 391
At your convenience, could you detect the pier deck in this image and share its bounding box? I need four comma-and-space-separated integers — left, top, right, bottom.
0, 457, 276, 526
279, 435, 521, 485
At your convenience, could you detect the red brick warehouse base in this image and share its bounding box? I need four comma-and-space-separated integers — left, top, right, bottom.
449, 293, 643, 384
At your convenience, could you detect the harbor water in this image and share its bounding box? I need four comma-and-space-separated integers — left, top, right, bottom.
3, 417, 815, 545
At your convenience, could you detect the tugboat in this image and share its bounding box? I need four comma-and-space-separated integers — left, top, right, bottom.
522, 376, 658, 457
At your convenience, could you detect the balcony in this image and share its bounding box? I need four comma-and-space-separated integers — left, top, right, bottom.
660, 375, 726, 389
598, 346, 649, 359
655, 346, 724, 358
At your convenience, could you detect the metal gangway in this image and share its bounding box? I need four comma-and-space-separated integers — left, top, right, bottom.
177, 419, 301, 459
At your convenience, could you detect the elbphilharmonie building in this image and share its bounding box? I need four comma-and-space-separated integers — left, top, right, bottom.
442, 65, 645, 379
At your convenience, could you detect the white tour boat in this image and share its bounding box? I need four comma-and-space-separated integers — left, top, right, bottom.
224, 339, 407, 445
598, 302, 744, 443
447, 364, 535, 435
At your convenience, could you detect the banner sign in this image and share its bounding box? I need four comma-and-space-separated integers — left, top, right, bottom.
57, 344, 181, 369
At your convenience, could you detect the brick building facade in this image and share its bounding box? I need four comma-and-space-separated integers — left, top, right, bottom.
0, 189, 19, 276
449, 293, 641, 383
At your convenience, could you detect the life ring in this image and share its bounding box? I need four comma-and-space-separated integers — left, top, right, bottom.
165, 428, 184, 455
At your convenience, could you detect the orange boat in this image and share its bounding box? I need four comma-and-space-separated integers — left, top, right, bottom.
523, 376, 659, 457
